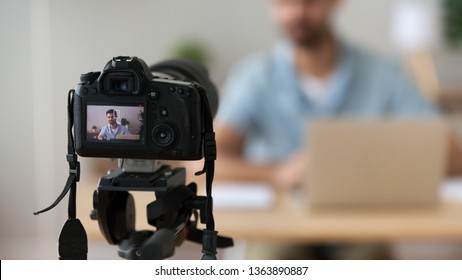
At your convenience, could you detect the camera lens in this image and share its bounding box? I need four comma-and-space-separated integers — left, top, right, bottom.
152, 124, 175, 147
150, 59, 219, 117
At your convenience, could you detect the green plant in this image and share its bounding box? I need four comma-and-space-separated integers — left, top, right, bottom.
137, 110, 144, 137
443, 0, 462, 47
170, 39, 209, 64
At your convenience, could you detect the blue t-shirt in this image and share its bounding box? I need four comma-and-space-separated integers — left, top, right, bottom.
216, 41, 438, 162
98, 124, 130, 140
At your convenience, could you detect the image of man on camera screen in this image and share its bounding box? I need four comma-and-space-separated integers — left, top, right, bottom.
86, 106, 142, 141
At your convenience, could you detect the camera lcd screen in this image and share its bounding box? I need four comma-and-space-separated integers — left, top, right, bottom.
86, 104, 144, 144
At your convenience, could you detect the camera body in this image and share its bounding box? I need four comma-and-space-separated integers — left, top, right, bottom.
74, 56, 206, 160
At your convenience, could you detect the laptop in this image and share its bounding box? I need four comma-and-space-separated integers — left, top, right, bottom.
304, 119, 448, 209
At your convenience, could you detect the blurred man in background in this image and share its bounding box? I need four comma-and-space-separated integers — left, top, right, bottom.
215, 0, 441, 192
214, 0, 462, 259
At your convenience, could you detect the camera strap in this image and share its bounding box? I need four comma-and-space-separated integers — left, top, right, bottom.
194, 87, 221, 260
34, 89, 88, 260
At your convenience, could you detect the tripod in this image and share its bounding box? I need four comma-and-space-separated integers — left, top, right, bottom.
91, 159, 233, 259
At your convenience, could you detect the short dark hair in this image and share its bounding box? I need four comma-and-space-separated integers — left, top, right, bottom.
106, 109, 117, 117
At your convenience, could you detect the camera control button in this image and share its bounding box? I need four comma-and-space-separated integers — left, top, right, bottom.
161, 108, 168, 117
152, 124, 175, 147
148, 88, 160, 99
81, 87, 88, 94
169, 87, 175, 92
80, 71, 100, 83
177, 88, 184, 94
90, 87, 98, 94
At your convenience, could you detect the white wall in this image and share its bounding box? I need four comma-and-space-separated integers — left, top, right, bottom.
335, 0, 462, 89
0, 0, 68, 259
0, 0, 36, 240
47, 0, 278, 87
1, 0, 460, 259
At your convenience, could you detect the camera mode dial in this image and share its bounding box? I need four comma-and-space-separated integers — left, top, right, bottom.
80, 72, 101, 84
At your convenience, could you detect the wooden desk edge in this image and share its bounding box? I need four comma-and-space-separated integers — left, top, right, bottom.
214, 200, 462, 243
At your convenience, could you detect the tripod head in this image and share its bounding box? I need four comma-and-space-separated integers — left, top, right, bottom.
90, 159, 233, 259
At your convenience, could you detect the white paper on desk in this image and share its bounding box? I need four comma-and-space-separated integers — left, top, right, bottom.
212, 182, 275, 210
441, 177, 462, 202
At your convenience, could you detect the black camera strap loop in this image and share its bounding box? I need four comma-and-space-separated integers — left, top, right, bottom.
34, 89, 88, 260
34, 90, 80, 217
194, 87, 220, 260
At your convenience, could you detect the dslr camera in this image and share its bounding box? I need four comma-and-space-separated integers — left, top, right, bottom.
74, 56, 218, 160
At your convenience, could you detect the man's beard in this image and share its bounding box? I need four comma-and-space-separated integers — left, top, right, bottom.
287, 24, 330, 49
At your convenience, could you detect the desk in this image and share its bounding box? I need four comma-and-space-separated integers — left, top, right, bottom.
214, 187, 462, 243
